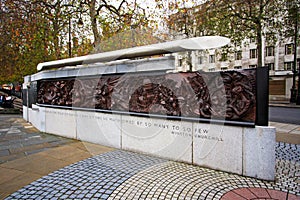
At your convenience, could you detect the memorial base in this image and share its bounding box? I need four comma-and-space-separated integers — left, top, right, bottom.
24, 106, 275, 180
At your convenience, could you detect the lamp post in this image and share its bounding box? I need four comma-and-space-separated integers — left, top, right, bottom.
68, 16, 72, 58
68, 16, 84, 58
294, 4, 300, 105
290, 1, 299, 103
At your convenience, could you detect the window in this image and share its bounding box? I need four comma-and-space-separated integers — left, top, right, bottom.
198, 56, 203, 65
178, 58, 183, 67
249, 65, 257, 68
234, 66, 242, 69
250, 37, 256, 43
250, 49, 257, 59
235, 51, 242, 60
220, 53, 227, 61
284, 62, 293, 70
209, 55, 215, 63
266, 46, 274, 57
285, 44, 294, 55
266, 63, 275, 71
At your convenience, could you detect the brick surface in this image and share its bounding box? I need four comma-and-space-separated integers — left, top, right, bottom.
248, 188, 271, 198
268, 189, 287, 199
288, 193, 300, 200
232, 188, 257, 199
221, 191, 245, 200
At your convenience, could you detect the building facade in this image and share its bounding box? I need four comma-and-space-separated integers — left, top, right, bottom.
174, 36, 300, 101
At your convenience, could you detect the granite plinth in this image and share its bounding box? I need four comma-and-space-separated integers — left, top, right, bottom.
23, 106, 275, 180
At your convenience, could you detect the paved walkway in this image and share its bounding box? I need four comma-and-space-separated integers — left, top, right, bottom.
270, 121, 300, 144
0, 115, 113, 199
0, 114, 299, 199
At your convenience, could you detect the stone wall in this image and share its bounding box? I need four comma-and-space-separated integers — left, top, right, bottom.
23, 56, 275, 180
25, 105, 275, 180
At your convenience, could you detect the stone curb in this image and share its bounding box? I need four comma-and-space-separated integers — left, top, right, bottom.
269, 103, 300, 109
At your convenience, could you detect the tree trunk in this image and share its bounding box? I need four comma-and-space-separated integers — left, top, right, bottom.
89, 0, 101, 51
257, 0, 264, 68
53, 3, 61, 59
53, 18, 61, 59
256, 23, 263, 67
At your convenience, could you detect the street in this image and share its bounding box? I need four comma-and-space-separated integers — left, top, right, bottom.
269, 106, 300, 125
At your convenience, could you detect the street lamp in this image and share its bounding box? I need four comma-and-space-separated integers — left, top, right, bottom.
294, 5, 300, 105
290, 1, 299, 103
68, 17, 72, 58
68, 16, 84, 58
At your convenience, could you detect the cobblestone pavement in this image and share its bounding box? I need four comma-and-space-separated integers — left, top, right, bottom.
0, 115, 75, 164
6, 142, 300, 200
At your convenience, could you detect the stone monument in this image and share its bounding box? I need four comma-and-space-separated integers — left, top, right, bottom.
23, 36, 275, 180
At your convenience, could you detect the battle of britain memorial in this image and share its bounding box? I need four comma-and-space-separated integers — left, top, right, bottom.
22, 36, 276, 180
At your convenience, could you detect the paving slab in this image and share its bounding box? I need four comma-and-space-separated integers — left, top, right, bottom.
0, 114, 114, 199
0, 141, 114, 199
0, 167, 24, 185
276, 132, 300, 145
0, 172, 41, 199
269, 122, 300, 144
1, 154, 71, 175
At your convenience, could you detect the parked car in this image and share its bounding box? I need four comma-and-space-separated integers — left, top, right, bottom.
2, 84, 12, 90
0, 95, 14, 108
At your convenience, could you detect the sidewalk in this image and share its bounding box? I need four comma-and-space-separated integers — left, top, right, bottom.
0, 114, 299, 199
269, 101, 300, 108
0, 115, 114, 199
270, 121, 300, 145
269, 101, 300, 145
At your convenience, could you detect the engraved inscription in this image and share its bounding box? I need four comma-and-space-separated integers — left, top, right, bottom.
194, 128, 223, 142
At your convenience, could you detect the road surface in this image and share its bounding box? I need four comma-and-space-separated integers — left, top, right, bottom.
269, 106, 300, 125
